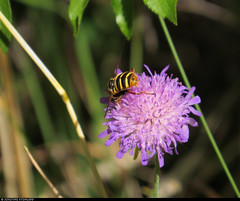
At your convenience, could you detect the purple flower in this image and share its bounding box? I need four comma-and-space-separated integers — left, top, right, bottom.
99, 65, 202, 168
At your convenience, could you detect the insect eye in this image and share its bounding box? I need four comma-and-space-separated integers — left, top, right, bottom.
108, 79, 114, 89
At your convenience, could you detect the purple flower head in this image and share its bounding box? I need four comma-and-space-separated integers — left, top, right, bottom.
99, 65, 202, 168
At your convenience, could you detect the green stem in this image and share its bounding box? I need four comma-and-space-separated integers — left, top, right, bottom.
159, 16, 240, 198
153, 155, 160, 198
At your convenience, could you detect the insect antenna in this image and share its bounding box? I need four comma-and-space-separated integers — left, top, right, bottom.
114, 39, 126, 75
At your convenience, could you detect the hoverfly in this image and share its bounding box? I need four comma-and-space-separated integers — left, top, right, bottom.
107, 68, 139, 102
104, 68, 153, 116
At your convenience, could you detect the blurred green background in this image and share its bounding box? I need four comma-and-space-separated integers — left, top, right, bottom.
0, 0, 240, 198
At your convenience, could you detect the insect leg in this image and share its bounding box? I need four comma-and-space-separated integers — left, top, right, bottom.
127, 91, 155, 95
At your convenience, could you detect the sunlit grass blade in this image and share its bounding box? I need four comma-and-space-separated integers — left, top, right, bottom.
0, 11, 107, 198
159, 16, 240, 198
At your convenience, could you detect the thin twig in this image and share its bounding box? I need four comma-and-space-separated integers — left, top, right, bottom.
24, 146, 63, 198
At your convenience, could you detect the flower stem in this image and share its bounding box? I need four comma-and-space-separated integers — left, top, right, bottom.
153, 155, 160, 198
159, 16, 240, 198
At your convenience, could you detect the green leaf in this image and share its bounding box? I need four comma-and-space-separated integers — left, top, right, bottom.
0, 0, 12, 54
68, 0, 89, 37
111, 0, 133, 40
143, 0, 178, 25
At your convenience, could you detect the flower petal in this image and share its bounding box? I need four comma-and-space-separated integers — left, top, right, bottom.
116, 149, 125, 159
160, 65, 170, 77
98, 129, 111, 138
100, 97, 109, 104
189, 95, 201, 105
188, 118, 199, 127
116, 145, 130, 159
180, 125, 189, 143
185, 86, 196, 100
105, 137, 116, 146
189, 106, 202, 116
141, 149, 149, 166
143, 64, 153, 77
147, 149, 156, 159
114, 68, 122, 75
158, 153, 165, 168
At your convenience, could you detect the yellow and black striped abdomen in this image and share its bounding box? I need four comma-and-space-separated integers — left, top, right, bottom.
114, 71, 133, 92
